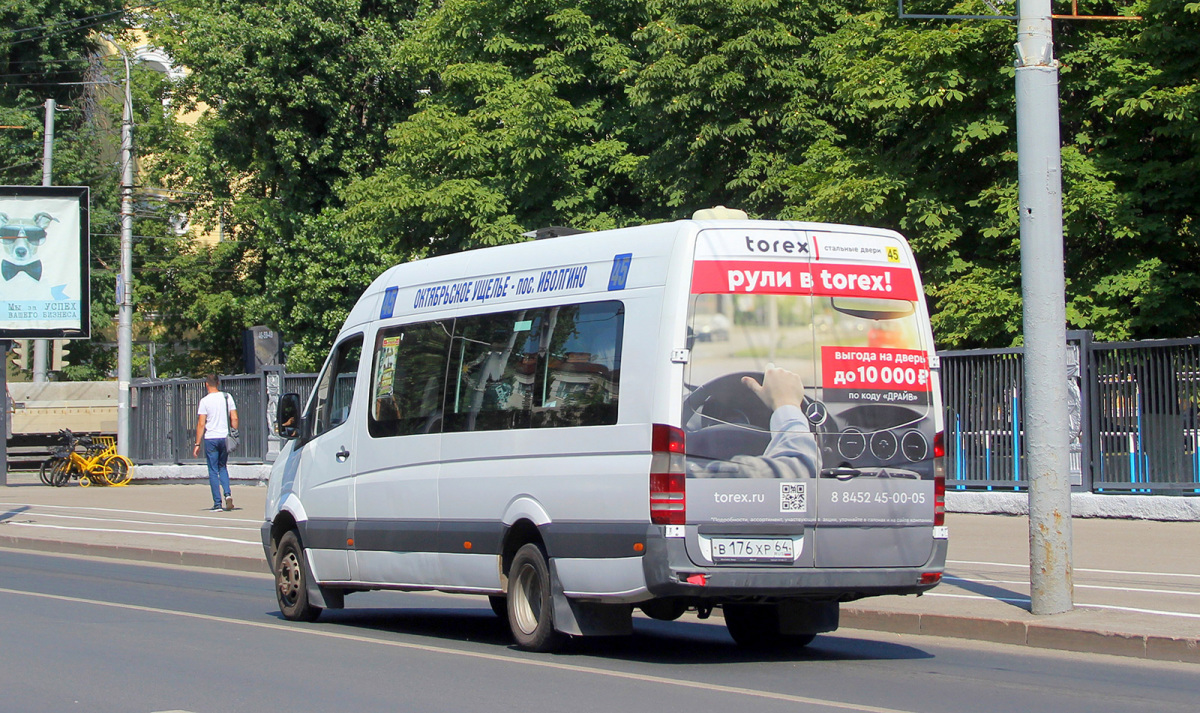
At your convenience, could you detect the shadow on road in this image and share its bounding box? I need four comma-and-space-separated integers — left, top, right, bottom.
293, 601, 933, 665
943, 572, 1032, 612
0, 505, 31, 523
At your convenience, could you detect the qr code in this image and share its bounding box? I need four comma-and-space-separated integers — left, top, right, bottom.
780, 482, 807, 513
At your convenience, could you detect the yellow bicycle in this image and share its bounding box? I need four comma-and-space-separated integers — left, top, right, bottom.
48, 430, 133, 487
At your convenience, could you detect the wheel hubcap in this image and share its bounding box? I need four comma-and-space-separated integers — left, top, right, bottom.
278, 550, 302, 603
511, 563, 541, 635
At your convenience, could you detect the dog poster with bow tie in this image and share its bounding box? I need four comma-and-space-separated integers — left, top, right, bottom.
0, 186, 89, 338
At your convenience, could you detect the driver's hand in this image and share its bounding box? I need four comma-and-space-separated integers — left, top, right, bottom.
742, 366, 806, 411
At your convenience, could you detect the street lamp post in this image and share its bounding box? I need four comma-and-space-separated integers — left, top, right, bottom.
116, 49, 134, 457
33, 99, 55, 382
1015, 0, 1073, 615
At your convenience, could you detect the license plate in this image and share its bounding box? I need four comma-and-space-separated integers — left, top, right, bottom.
710, 537, 794, 562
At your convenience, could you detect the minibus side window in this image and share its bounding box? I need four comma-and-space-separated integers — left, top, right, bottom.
533, 301, 622, 428
312, 335, 363, 438
369, 320, 453, 438
445, 310, 543, 432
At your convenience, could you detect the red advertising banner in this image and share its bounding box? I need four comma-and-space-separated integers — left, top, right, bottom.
821, 346, 931, 396
691, 260, 918, 301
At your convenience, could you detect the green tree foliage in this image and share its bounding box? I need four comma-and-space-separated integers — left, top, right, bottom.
14, 0, 1200, 376
1056, 0, 1200, 341
340, 0, 649, 248
279, 0, 650, 367
142, 0, 425, 372
1, 1, 130, 379
332, 0, 1200, 351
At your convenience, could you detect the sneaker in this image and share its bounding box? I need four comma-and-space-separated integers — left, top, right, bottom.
223, 494, 234, 511
208, 504, 223, 512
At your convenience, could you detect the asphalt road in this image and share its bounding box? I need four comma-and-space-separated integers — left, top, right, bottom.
1, 550, 1197, 713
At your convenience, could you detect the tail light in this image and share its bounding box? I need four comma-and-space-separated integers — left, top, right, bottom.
933, 431, 946, 526
650, 424, 686, 525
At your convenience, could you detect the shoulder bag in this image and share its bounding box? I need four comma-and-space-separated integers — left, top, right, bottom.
224, 393, 240, 453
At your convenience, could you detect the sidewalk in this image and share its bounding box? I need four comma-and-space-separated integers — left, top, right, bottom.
1, 472, 1198, 664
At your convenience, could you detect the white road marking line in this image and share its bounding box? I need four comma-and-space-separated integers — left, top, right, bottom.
0, 586, 920, 713
0, 522, 261, 546
1080, 602, 1200, 620
943, 575, 1200, 598
0, 511, 255, 533
0, 502, 261, 524
945, 556, 1200, 580
925, 592, 1031, 604
926, 592, 1200, 620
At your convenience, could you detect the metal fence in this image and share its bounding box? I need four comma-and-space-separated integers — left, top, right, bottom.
130, 373, 317, 465
1090, 339, 1200, 494
941, 347, 1027, 491
131, 334, 1200, 496
942, 332, 1200, 495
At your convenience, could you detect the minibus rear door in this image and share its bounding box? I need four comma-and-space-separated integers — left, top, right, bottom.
805, 231, 938, 568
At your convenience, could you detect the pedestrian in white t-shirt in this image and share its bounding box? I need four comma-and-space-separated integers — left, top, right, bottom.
193, 374, 239, 511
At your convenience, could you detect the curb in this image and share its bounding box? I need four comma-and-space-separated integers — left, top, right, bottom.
3, 534, 1197, 664
841, 607, 1200, 665
0, 535, 267, 575
946, 491, 1200, 522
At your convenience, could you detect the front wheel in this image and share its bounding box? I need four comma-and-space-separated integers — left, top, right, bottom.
274, 530, 322, 622
506, 543, 565, 652
101, 455, 132, 486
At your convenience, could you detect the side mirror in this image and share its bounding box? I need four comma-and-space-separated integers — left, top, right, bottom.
276, 392, 302, 439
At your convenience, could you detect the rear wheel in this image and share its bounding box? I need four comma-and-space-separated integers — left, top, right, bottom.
39, 458, 60, 486
723, 603, 816, 649
274, 530, 322, 622
506, 543, 565, 652
101, 456, 132, 486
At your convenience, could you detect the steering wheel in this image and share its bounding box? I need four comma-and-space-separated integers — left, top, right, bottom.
682, 372, 830, 462
684, 372, 772, 430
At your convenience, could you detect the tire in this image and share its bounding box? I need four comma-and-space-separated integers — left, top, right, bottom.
723, 603, 816, 649
51, 460, 73, 487
101, 456, 132, 486
274, 530, 322, 622
506, 543, 565, 652
39, 458, 59, 486
488, 595, 508, 620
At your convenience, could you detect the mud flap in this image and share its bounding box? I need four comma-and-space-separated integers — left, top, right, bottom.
549, 560, 633, 637
778, 600, 839, 635
302, 550, 344, 609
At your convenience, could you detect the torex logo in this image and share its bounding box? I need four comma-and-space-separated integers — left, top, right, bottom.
818, 268, 892, 293
745, 236, 810, 255
713, 492, 766, 504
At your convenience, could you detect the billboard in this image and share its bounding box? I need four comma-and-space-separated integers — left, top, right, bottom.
0, 186, 90, 338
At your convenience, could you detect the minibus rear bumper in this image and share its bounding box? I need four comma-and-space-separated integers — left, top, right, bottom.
640, 532, 947, 601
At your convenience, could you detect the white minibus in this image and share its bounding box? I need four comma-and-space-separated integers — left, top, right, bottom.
264, 208, 947, 651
